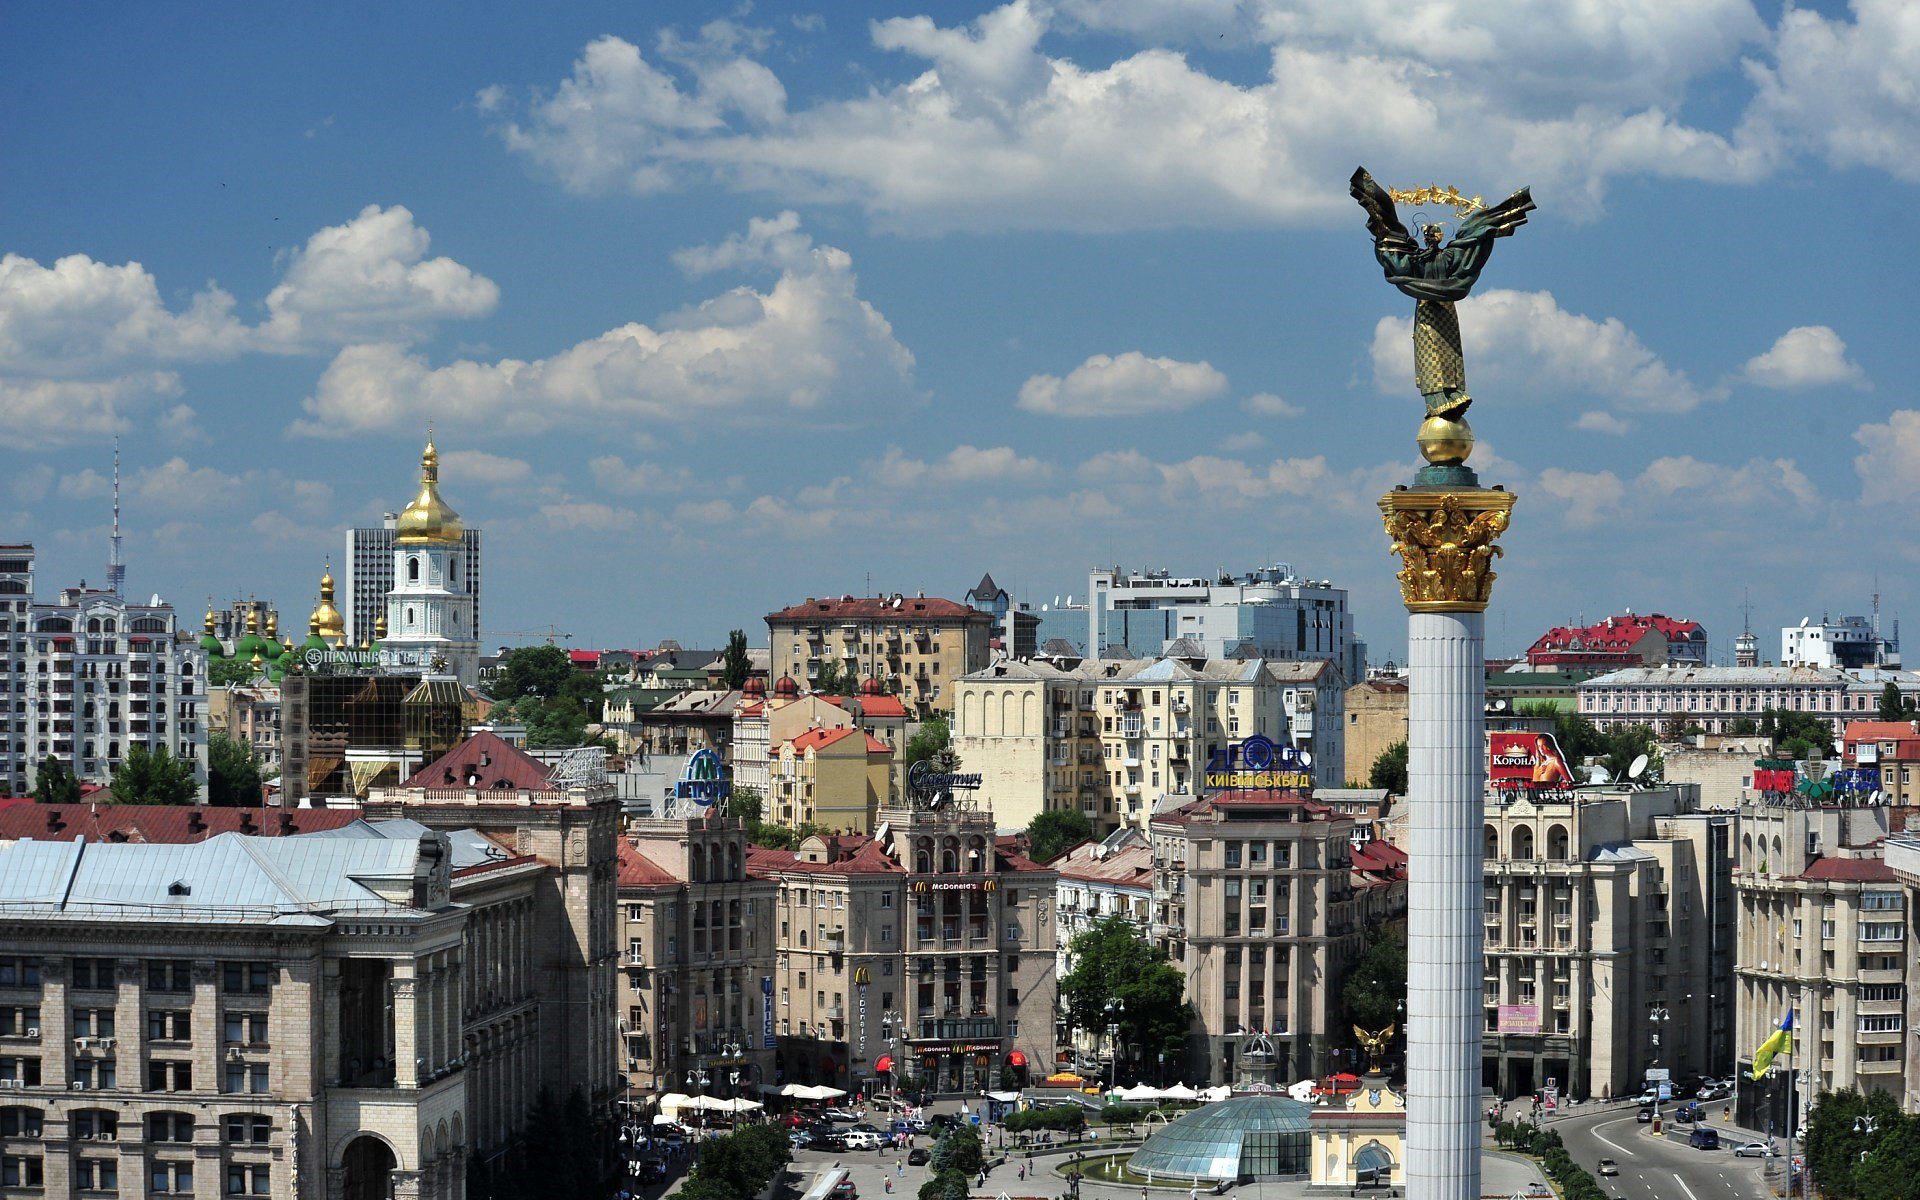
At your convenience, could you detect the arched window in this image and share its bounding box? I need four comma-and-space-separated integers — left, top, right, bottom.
88, 618, 101, 633
408, 556, 420, 583
940, 836, 960, 874
1484, 825, 1500, 860
1510, 826, 1535, 861
1546, 824, 1571, 862
0, 1106, 43, 1137
915, 838, 933, 874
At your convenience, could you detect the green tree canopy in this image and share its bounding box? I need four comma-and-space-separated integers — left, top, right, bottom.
32, 756, 80, 805
1728, 716, 1759, 736
1761, 707, 1835, 761
1368, 741, 1407, 794
1026, 808, 1092, 863
906, 714, 951, 768
207, 656, 256, 687
1877, 681, 1907, 722
728, 784, 765, 823
109, 746, 198, 806
1059, 915, 1194, 1066
930, 1125, 984, 1176
1804, 1086, 1908, 1200
1550, 712, 1605, 765
1342, 924, 1407, 1033
495, 644, 574, 701
722, 629, 752, 689
206, 733, 263, 807
1597, 723, 1661, 783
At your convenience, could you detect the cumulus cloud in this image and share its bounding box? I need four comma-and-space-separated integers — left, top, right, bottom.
1853, 409, 1920, 505
438, 449, 533, 486
0, 373, 181, 448
1019, 351, 1227, 417
871, 444, 1052, 486
260, 205, 499, 346
540, 501, 639, 532
1242, 392, 1302, 418
588, 455, 692, 494
1535, 466, 1626, 527
1637, 455, 1818, 508
1739, 325, 1865, 390
126, 458, 334, 516
293, 214, 916, 437
1574, 410, 1633, 435
1742, 0, 1920, 181
0, 255, 249, 377
1370, 289, 1712, 414
490, 2, 1775, 232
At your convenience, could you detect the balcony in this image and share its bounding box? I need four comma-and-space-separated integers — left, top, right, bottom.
1120, 717, 1144, 739
824, 930, 846, 953
915, 1017, 998, 1042
828, 1004, 846, 1020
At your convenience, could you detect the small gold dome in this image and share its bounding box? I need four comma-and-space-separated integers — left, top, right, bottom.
395, 438, 464, 545
311, 566, 347, 644
374, 613, 388, 640
265, 610, 279, 640
203, 608, 216, 637
246, 606, 260, 634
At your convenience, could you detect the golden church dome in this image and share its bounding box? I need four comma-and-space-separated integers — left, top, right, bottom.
395, 439, 464, 545
311, 567, 347, 645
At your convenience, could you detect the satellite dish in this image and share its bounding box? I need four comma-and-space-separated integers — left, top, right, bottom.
1628, 754, 1650, 782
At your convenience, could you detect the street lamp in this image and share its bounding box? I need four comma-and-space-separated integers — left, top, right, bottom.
882, 1008, 902, 1097
1103, 1000, 1123, 1091
1647, 1005, 1671, 1130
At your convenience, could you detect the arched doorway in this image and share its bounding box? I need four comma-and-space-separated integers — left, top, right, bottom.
342, 1134, 396, 1200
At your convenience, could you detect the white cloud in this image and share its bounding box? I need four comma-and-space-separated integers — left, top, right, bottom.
260, 205, 499, 346
493, 3, 1771, 232
1739, 325, 1865, 390
1637, 455, 1818, 508
1242, 392, 1301, 418
156, 403, 206, 444
670, 210, 814, 276
0, 372, 180, 448
1019, 351, 1227, 417
1573, 410, 1633, 435
1853, 409, 1920, 505
126, 458, 333, 516
1742, 0, 1920, 182
294, 214, 916, 437
588, 455, 692, 494
1370, 289, 1711, 414
0, 254, 250, 377
1534, 466, 1625, 527
57, 469, 110, 500
540, 501, 639, 532
871, 444, 1052, 486
438, 449, 533, 486
1220, 430, 1265, 451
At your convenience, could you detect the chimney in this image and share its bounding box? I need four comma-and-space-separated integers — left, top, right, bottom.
46, 809, 64, 834
187, 810, 207, 836
238, 810, 258, 835
278, 812, 295, 836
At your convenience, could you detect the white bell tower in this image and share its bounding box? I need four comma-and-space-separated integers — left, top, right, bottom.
381, 439, 479, 684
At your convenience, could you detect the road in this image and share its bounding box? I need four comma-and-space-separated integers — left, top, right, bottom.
1551, 1106, 1780, 1200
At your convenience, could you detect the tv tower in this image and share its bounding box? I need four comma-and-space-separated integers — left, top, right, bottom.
106, 439, 125, 596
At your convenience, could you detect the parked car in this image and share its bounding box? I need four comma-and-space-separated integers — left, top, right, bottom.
908, 1148, 932, 1166
1597, 1160, 1619, 1177
1674, 1102, 1701, 1123
790, 1130, 820, 1149
843, 1130, 884, 1151
851, 1123, 884, 1136
1635, 1108, 1654, 1123
870, 1096, 906, 1113
1522, 1184, 1552, 1198
780, 1113, 812, 1128
1689, 1127, 1721, 1150
929, 1113, 959, 1130
819, 1108, 861, 1123
1734, 1142, 1777, 1158
813, 1130, 851, 1151
833, 1181, 859, 1198
904, 1116, 931, 1133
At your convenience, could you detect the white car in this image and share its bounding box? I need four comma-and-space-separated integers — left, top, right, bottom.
1733, 1142, 1776, 1158
842, 1130, 884, 1151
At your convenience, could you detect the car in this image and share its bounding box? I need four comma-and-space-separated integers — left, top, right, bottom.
1597, 1160, 1619, 1177
929, 1113, 959, 1130
790, 1129, 820, 1149
843, 1130, 883, 1151
1734, 1142, 1777, 1158
780, 1113, 812, 1128
813, 1130, 850, 1151
1690, 1127, 1721, 1150
1636, 1090, 1660, 1106
871, 1096, 907, 1113
818, 1108, 861, 1123
851, 1123, 884, 1136
890, 1119, 916, 1136
1635, 1108, 1654, 1123
908, 1148, 932, 1166
1522, 1183, 1552, 1198
903, 1116, 931, 1133
833, 1182, 859, 1199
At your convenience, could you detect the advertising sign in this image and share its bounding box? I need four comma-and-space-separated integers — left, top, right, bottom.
908, 759, 983, 801
1752, 765, 1797, 794
908, 877, 997, 893
676, 748, 731, 806
761, 976, 776, 1048
1489, 733, 1575, 790
1496, 1004, 1540, 1034
1204, 735, 1315, 791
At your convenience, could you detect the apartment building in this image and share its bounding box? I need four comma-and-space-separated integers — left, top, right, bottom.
1478, 781, 1730, 1101
731, 679, 910, 815
1088, 564, 1364, 682
1578, 666, 1920, 737
0, 828, 470, 1200
1841, 720, 1920, 805
1148, 789, 1365, 1084
618, 814, 779, 1103
1344, 680, 1408, 786
953, 655, 1298, 835
746, 800, 1058, 1097
769, 726, 895, 834
206, 683, 283, 770
0, 543, 207, 797
1053, 829, 1155, 960
765, 594, 994, 719
1525, 613, 1708, 670
1881, 835, 1920, 1114
1734, 801, 1907, 1132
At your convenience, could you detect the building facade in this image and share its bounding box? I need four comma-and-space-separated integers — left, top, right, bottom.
1782, 615, 1895, 670
0, 543, 207, 798
1525, 613, 1708, 670
765, 595, 994, 719
1579, 666, 1920, 737
1879, 835, 1920, 1115
378, 442, 480, 687
343, 528, 481, 651
1087, 565, 1364, 682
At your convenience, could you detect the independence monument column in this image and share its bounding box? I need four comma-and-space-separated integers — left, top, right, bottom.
1349, 169, 1534, 1200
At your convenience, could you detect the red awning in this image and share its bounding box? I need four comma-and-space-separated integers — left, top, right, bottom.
1007, 1051, 1027, 1067
875, 1055, 894, 1073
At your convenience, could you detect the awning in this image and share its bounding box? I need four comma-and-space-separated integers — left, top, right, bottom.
1007, 1051, 1027, 1067
875, 1055, 893, 1073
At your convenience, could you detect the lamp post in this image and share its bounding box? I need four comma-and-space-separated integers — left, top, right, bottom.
882, 1008, 902, 1098
1647, 1005, 1670, 1132
1104, 1000, 1123, 1091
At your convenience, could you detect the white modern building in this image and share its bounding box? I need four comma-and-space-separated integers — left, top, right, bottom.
1781, 615, 1896, 670
378, 441, 480, 687
0, 543, 207, 796
1088, 564, 1365, 681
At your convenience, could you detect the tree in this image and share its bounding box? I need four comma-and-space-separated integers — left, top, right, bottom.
814, 658, 843, 695
1059, 915, 1195, 1069
1728, 716, 1759, 736
32, 756, 80, 805
906, 715, 951, 769
1027, 808, 1092, 863
1342, 924, 1407, 1033
1854, 1111, 1920, 1200
1878, 681, 1906, 722
496, 644, 575, 701
1369, 741, 1408, 794
109, 746, 198, 806
207, 656, 255, 687
1597, 723, 1660, 783
206, 733, 263, 807
728, 785, 765, 823
930, 1125, 984, 1176
1762, 707, 1835, 761
919, 1171, 969, 1200
1550, 713, 1605, 766
1803, 1086, 1907, 1200
722, 629, 752, 689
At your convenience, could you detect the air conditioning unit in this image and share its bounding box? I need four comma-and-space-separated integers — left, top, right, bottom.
74, 1037, 92, 1050
65, 1080, 82, 1090
101, 1134, 115, 1142
98, 1037, 114, 1049
24, 1027, 37, 1038
226, 1047, 243, 1061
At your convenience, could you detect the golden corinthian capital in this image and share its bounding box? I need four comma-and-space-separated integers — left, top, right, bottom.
1378, 488, 1516, 613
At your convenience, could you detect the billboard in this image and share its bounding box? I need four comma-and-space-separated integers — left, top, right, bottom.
1204, 735, 1315, 791
1496, 1004, 1540, 1034
1489, 732, 1575, 790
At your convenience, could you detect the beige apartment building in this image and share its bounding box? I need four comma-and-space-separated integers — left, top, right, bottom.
1841, 720, 1920, 805
206, 683, 283, 770
769, 726, 895, 833
1343, 679, 1408, 786
1148, 790, 1367, 1084
1881, 835, 1920, 1114
618, 814, 779, 1104
747, 800, 1058, 1097
953, 655, 1296, 836
1734, 801, 1907, 1132
1478, 782, 1732, 1102
732, 680, 912, 811
766, 594, 994, 719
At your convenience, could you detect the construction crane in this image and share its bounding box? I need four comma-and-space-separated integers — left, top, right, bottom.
482, 626, 574, 647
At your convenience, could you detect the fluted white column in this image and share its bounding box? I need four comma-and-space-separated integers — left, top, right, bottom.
1406, 610, 1486, 1200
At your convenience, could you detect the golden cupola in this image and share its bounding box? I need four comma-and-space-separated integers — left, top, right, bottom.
395, 438, 464, 545
311, 567, 347, 645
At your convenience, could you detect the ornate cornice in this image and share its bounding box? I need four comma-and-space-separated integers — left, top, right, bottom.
1378, 488, 1516, 613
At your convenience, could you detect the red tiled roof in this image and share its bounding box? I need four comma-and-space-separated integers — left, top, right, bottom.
569, 650, 602, 666
1054, 842, 1153, 885
1527, 613, 1703, 660
617, 839, 682, 888
767, 595, 982, 622
777, 727, 890, 757
1799, 856, 1895, 883
1843, 721, 1918, 742
820, 694, 911, 720
404, 731, 554, 791
0, 802, 364, 844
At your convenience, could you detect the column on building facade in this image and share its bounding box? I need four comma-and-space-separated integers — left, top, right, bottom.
393, 967, 421, 1088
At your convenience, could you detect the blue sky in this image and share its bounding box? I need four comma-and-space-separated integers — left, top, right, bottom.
4, 0, 1916, 664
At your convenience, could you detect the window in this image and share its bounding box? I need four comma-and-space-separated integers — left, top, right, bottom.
1861, 983, 1905, 1002
75, 1156, 117, 1190
71, 1109, 117, 1139
2, 1155, 44, 1188
222, 962, 271, 994
223, 1114, 270, 1144
0, 1058, 41, 1086
224, 1062, 268, 1094
1858, 1014, 1904, 1033
70, 959, 115, 990
1862, 922, 1906, 942
0, 1007, 38, 1037
880, 894, 893, 909
148, 1011, 191, 1042
150, 1163, 194, 1195
146, 960, 191, 992
0, 1108, 41, 1137
146, 1060, 191, 1092
224, 1013, 268, 1046
1008, 1020, 1019, 1038
72, 1008, 113, 1038
148, 1114, 194, 1143
71, 1059, 114, 1090
227, 1159, 272, 1190
1862, 891, 1904, 911
1224, 842, 1242, 868
0, 959, 39, 987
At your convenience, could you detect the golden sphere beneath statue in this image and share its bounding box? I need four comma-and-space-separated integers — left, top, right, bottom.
1417, 414, 1474, 465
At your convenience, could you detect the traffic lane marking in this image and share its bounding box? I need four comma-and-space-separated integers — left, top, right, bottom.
1590, 1119, 1638, 1157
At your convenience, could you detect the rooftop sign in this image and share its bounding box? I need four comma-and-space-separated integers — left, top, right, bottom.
1205, 735, 1314, 791
676, 747, 731, 806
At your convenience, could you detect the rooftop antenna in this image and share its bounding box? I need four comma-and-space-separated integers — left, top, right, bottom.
106, 437, 126, 596
1738, 588, 1753, 636
1873, 575, 1884, 667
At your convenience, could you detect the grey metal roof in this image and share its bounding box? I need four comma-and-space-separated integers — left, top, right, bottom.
0, 832, 435, 925
301, 818, 516, 872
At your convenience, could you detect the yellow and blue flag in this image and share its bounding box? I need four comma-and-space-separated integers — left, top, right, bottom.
1749, 1009, 1794, 1080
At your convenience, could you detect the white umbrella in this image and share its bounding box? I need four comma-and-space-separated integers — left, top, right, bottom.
1202, 1085, 1232, 1102
724, 1097, 765, 1112
803, 1085, 848, 1100
1119, 1083, 1161, 1102
652, 1114, 680, 1126
1162, 1082, 1200, 1100
778, 1083, 812, 1097
1286, 1079, 1319, 1103
658, 1092, 695, 1112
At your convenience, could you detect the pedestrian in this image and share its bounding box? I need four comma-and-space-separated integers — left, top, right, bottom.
1018, 1164, 1027, 1181
884, 1180, 893, 1194
896, 1160, 905, 1178
980, 1169, 989, 1188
